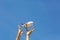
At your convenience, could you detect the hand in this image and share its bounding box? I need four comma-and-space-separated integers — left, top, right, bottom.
27, 26, 34, 36
16, 25, 23, 40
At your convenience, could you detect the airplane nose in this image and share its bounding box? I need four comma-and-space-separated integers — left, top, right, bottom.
22, 23, 24, 25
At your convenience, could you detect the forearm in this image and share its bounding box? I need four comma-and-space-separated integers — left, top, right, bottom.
16, 32, 21, 40
16, 35, 21, 40
26, 35, 30, 40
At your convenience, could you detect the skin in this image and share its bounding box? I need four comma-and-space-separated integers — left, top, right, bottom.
16, 25, 23, 40
16, 25, 34, 40
26, 27, 34, 40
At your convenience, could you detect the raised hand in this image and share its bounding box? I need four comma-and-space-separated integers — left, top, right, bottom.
16, 25, 23, 40
26, 27, 34, 40
27, 27, 34, 36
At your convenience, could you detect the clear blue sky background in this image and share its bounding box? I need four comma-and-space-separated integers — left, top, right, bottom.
0, 0, 60, 40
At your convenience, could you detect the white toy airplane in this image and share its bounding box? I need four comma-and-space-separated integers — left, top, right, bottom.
22, 21, 34, 31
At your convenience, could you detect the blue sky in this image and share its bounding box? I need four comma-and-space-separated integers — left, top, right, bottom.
0, 0, 60, 40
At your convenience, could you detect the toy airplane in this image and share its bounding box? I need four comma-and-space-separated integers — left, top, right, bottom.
22, 21, 34, 31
